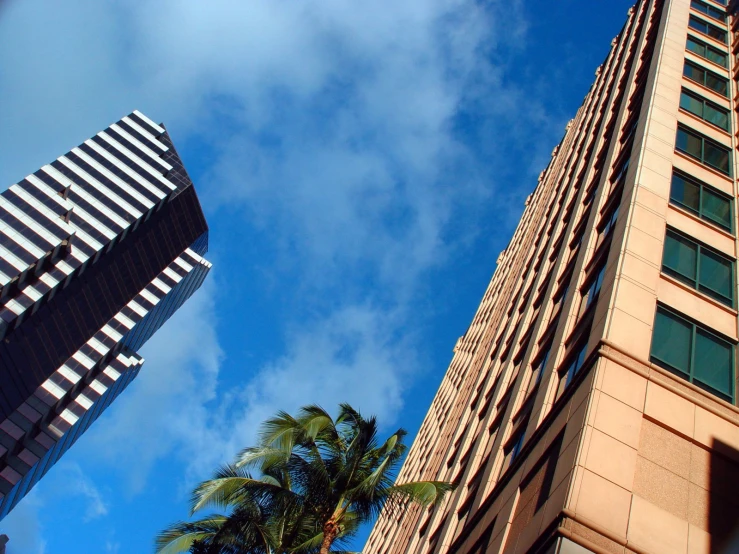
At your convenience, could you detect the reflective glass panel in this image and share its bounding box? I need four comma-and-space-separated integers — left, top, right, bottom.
698, 248, 733, 304
707, 47, 728, 67
651, 309, 692, 375
663, 232, 698, 283
705, 73, 728, 96
686, 36, 707, 57
703, 140, 730, 173
684, 61, 705, 84
670, 173, 700, 213
694, 329, 732, 397
707, 24, 727, 42
680, 91, 704, 118
703, 103, 729, 130
676, 127, 703, 160
702, 187, 731, 229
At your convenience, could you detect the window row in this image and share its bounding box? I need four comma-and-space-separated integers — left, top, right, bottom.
683, 59, 728, 97
651, 306, 734, 402
662, 228, 734, 306
691, 0, 727, 22
579, 263, 606, 316
687, 34, 727, 67
676, 124, 731, 175
688, 14, 727, 43
549, 301, 737, 407
679, 88, 729, 131
670, 170, 732, 231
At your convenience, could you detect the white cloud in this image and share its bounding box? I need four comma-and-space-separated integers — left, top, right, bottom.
216, 304, 417, 467
0, 0, 560, 508
55, 463, 109, 523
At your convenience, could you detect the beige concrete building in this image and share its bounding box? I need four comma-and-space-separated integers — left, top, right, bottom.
365, 0, 739, 552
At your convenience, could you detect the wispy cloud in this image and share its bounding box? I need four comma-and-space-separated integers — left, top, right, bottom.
57, 463, 109, 523
0, 0, 565, 530
212, 304, 417, 468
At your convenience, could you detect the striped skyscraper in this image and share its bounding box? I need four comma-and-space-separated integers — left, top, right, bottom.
0, 111, 211, 520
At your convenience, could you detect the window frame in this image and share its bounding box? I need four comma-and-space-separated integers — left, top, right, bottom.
555, 341, 588, 401
675, 124, 732, 175
679, 88, 730, 131
498, 411, 529, 480
669, 169, 733, 232
661, 227, 735, 307
650, 305, 735, 403
688, 14, 728, 43
690, 0, 727, 22
683, 60, 729, 97
523, 346, 550, 400
686, 34, 728, 68
579, 262, 607, 317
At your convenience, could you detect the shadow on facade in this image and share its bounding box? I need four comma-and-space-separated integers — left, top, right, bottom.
709, 438, 739, 553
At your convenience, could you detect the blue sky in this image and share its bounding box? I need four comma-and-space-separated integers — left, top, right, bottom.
0, 1, 633, 552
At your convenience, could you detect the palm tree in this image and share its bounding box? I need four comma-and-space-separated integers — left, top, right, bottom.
156, 403, 455, 554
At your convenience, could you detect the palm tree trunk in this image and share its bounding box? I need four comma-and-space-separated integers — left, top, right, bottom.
319, 520, 339, 554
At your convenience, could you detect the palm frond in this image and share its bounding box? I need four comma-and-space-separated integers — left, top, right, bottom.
190, 469, 258, 513
296, 405, 337, 442
158, 403, 454, 554
236, 445, 291, 470
259, 411, 301, 451
155, 516, 228, 554
386, 481, 457, 506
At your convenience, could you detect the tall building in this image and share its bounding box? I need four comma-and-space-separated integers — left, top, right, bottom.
0, 111, 210, 520
367, 0, 739, 553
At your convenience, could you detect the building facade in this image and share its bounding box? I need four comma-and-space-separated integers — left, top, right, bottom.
366, 0, 739, 552
0, 111, 210, 520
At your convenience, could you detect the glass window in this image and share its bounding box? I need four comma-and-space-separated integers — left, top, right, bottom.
680, 89, 729, 130
694, 329, 733, 397
651, 308, 692, 376
596, 196, 621, 251
670, 170, 732, 231
499, 413, 530, 480
676, 125, 731, 174
702, 187, 732, 229
549, 283, 568, 325
683, 60, 728, 97
699, 248, 733, 302
691, 0, 727, 22
524, 348, 549, 398
686, 35, 728, 67
611, 157, 630, 186
670, 171, 701, 214
680, 89, 706, 117
605, 205, 619, 236
684, 61, 706, 84
705, 72, 728, 97
704, 102, 729, 130
662, 229, 734, 306
555, 343, 588, 400
663, 231, 698, 284
688, 15, 727, 43
580, 264, 607, 315
676, 126, 704, 158
704, 140, 730, 172
651, 306, 734, 402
